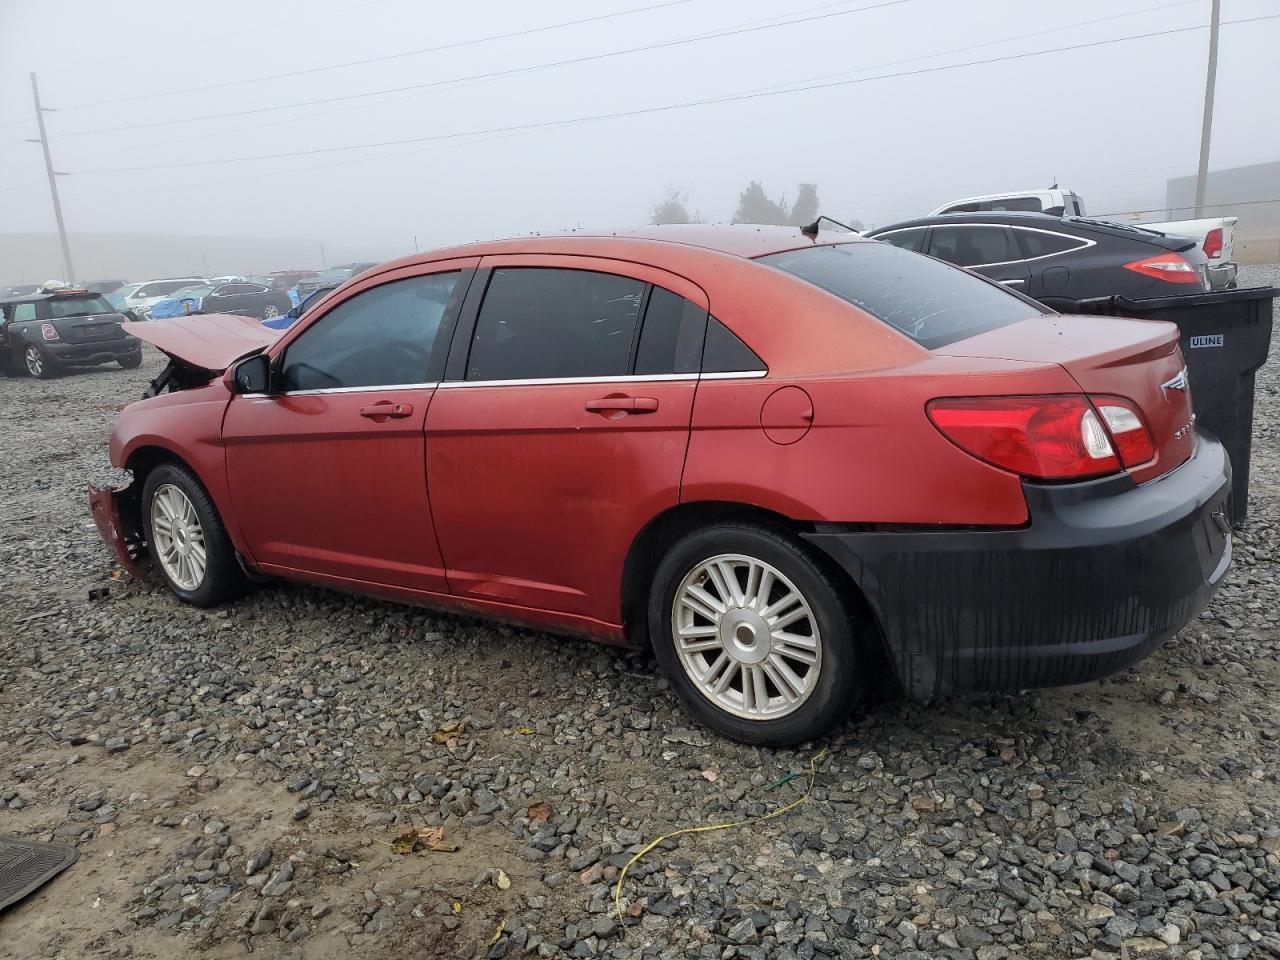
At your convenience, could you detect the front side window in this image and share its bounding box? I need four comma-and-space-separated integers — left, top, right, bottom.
467, 268, 645, 381
926, 225, 1019, 267
758, 242, 1046, 349
280, 272, 459, 391
873, 228, 926, 252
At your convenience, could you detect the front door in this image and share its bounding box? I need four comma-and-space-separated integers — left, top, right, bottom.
221, 263, 474, 593
426, 257, 708, 625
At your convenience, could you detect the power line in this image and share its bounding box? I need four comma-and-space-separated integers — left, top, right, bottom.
51, 0, 908, 138
63, 0, 1196, 172
51, 0, 706, 111
0, 178, 45, 195
68, 14, 1280, 177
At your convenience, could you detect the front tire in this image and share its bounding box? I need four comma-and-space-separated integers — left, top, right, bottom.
141, 463, 247, 607
118, 351, 143, 369
24, 344, 57, 379
649, 522, 863, 746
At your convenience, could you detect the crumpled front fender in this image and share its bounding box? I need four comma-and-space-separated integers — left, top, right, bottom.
88, 482, 148, 579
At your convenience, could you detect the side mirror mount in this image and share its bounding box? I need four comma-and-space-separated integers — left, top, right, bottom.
124, 309, 139, 322
286, 304, 301, 319
233, 353, 271, 394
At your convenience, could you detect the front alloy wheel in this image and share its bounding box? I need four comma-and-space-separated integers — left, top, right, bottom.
672, 554, 822, 720
150, 483, 207, 591
650, 522, 864, 746
141, 463, 247, 607
262, 304, 280, 319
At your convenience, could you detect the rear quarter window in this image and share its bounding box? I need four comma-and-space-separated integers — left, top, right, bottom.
757, 242, 1047, 349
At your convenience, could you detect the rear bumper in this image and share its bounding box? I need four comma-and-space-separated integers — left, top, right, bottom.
48, 340, 140, 365
803, 436, 1232, 700
1207, 261, 1238, 290
88, 482, 148, 579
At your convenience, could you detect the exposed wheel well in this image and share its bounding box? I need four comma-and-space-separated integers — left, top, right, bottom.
118, 446, 199, 537
620, 501, 887, 669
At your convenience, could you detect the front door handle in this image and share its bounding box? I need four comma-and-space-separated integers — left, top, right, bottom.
584, 396, 659, 415
998, 278, 1026, 286
360, 401, 414, 420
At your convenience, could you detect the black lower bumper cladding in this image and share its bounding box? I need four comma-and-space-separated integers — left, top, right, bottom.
804, 436, 1232, 700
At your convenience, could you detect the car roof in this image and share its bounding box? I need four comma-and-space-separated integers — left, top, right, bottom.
0, 289, 101, 305
374, 224, 861, 274
868, 211, 1195, 246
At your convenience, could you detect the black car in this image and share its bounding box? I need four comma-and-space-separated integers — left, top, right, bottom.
865, 212, 1209, 310
0, 289, 142, 379
150, 281, 293, 321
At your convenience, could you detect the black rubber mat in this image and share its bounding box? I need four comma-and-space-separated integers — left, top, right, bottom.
0, 837, 79, 911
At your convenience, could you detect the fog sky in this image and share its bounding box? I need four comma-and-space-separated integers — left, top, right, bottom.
1, 0, 1278, 264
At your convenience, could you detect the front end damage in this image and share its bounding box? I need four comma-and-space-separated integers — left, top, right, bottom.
88, 480, 148, 579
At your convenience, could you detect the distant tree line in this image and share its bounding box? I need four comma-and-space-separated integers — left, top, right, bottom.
650, 182, 861, 229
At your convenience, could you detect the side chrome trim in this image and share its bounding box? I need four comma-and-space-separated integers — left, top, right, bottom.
239, 372, 771, 399
239, 382, 439, 399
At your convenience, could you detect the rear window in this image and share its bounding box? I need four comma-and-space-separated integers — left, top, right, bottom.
43, 294, 115, 319
758, 242, 1046, 349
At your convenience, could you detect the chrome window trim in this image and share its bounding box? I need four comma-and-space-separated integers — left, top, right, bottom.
240, 381, 439, 399
922, 223, 1096, 269
239, 371, 770, 399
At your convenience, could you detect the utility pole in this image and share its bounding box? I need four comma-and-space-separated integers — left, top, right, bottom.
29, 72, 75, 285
1192, 0, 1220, 217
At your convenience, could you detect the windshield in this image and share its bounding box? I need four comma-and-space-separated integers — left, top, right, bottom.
758, 242, 1046, 349
45, 294, 116, 319
174, 285, 215, 298
315, 267, 355, 283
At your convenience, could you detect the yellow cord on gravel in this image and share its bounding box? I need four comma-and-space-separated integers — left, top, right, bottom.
612, 747, 828, 923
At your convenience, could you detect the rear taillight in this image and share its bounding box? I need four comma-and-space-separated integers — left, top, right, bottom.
927, 394, 1159, 480
1202, 228, 1223, 259
927, 396, 1120, 480
1095, 398, 1156, 468
40, 322, 59, 341
1123, 252, 1202, 284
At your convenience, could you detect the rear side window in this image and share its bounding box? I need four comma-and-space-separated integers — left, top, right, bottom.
927, 225, 1019, 267
703, 317, 766, 373
978, 197, 1042, 212
467, 268, 645, 381
281, 272, 460, 390
9, 302, 37, 323
1014, 229, 1088, 259
873, 228, 926, 252
634, 287, 706, 375
758, 242, 1045, 349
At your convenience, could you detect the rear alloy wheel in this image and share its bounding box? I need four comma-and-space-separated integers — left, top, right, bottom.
24, 344, 56, 379
261, 304, 281, 319
141, 463, 247, 607
650, 523, 863, 746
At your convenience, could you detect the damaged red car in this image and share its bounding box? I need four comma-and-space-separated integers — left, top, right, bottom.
90, 226, 1232, 745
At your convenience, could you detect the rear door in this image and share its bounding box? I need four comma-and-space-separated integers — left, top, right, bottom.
222, 260, 476, 591
926, 224, 1031, 290
425, 257, 707, 626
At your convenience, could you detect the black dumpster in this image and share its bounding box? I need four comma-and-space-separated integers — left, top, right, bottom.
1075, 286, 1276, 525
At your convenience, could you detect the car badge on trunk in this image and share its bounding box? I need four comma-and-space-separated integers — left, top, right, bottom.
1161, 367, 1189, 395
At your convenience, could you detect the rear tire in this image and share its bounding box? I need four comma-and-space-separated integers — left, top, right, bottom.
141, 463, 247, 607
118, 351, 143, 369
24, 344, 57, 379
648, 522, 863, 746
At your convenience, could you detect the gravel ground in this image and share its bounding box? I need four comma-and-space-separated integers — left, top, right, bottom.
2, 266, 1279, 960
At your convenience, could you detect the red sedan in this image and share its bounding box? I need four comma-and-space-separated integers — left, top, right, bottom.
90, 225, 1231, 745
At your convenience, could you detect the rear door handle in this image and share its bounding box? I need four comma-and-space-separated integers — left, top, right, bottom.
584, 396, 659, 414
359, 401, 414, 420
998, 278, 1026, 286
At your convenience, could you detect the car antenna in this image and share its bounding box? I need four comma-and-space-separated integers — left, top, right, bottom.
801, 215, 856, 238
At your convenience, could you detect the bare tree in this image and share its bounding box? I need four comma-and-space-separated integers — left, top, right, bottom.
651, 188, 695, 225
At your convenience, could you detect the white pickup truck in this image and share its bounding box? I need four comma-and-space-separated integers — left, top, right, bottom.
931, 189, 1238, 289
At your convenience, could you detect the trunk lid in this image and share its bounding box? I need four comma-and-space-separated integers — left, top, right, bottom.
123, 313, 280, 371
53, 312, 128, 344
937, 314, 1195, 483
